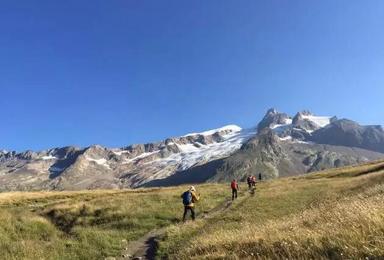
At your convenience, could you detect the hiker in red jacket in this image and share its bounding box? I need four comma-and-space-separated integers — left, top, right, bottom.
231, 179, 239, 200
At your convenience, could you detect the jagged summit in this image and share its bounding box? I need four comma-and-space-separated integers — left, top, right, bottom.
257, 109, 291, 132
266, 107, 279, 115
257, 109, 335, 136
297, 110, 313, 116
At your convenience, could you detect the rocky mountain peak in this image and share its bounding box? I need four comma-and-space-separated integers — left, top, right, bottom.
0, 150, 16, 162
298, 110, 313, 116
292, 112, 320, 132
257, 109, 291, 132
83, 145, 110, 158
293, 110, 318, 121
266, 108, 278, 115
16, 150, 38, 160
49, 146, 82, 159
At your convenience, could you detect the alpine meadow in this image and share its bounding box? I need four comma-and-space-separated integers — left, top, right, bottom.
1, 160, 384, 259
2, 1, 384, 259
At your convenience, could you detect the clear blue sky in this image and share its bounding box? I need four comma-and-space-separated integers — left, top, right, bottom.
1, 1, 384, 151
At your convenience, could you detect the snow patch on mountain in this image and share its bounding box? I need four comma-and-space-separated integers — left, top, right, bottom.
301, 115, 331, 128
270, 118, 292, 130
112, 150, 129, 156
270, 113, 332, 136
182, 124, 242, 137
41, 155, 57, 160
270, 118, 292, 135
122, 151, 160, 165
279, 136, 293, 141
85, 157, 110, 168
271, 124, 291, 134
149, 127, 256, 173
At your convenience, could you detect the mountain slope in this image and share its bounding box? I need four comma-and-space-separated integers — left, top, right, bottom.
310, 119, 384, 153
194, 129, 383, 183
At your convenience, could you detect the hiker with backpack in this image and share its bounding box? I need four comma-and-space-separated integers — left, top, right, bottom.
181, 186, 200, 222
251, 175, 256, 187
231, 179, 239, 200
247, 176, 252, 189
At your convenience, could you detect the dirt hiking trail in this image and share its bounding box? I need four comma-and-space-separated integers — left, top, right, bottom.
116, 197, 239, 260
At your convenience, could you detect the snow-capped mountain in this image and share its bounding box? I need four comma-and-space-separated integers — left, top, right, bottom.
1, 108, 384, 191
258, 109, 335, 138
0, 125, 256, 190
203, 109, 384, 183
257, 109, 384, 154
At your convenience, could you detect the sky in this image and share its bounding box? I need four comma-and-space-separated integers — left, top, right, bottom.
1, 1, 384, 151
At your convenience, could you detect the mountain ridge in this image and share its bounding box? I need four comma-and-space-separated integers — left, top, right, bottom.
1, 108, 384, 191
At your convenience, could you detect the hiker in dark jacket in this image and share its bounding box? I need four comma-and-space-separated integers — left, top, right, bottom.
247, 176, 252, 189
181, 186, 200, 222
231, 179, 239, 200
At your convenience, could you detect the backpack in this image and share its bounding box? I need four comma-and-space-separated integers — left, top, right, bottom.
182, 191, 192, 206
231, 181, 237, 189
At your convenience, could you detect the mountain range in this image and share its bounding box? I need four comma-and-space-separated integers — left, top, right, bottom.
1, 108, 384, 191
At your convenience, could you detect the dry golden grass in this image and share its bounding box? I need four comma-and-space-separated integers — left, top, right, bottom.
159, 160, 384, 259
2, 160, 384, 259
182, 186, 384, 259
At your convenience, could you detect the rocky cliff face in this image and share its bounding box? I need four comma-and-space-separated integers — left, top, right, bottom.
309, 119, 384, 153
210, 129, 289, 182
1, 109, 384, 191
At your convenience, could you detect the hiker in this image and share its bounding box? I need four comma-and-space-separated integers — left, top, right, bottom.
181, 186, 200, 222
258, 172, 262, 181
251, 175, 256, 187
231, 179, 239, 200
247, 176, 252, 189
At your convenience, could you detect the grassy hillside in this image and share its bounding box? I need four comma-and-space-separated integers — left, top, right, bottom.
1, 159, 384, 259
158, 159, 384, 259
0, 185, 228, 259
